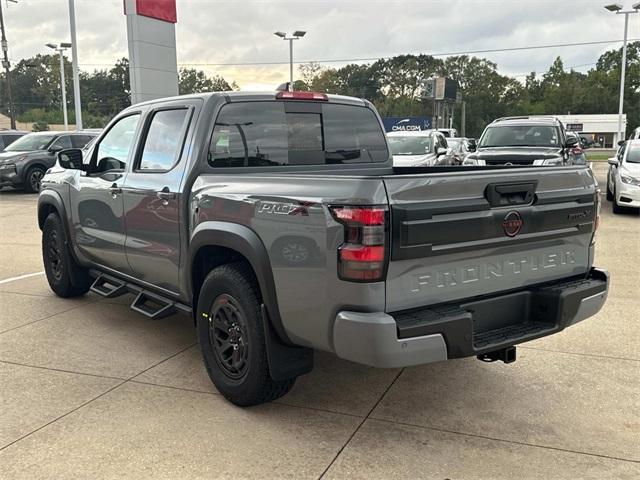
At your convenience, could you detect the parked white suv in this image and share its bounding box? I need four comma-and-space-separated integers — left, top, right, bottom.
607, 140, 640, 213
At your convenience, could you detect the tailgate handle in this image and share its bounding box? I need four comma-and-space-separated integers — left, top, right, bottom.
485, 182, 537, 207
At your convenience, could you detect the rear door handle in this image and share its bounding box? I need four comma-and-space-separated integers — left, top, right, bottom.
109, 183, 122, 195
157, 187, 176, 200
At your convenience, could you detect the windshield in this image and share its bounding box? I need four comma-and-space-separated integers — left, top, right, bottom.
388, 136, 432, 156
5, 134, 56, 152
479, 125, 560, 148
626, 145, 640, 164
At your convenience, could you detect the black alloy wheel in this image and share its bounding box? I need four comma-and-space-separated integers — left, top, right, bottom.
209, 293, 250, 379
46, 228, 64, 282
26, 167, 45, 193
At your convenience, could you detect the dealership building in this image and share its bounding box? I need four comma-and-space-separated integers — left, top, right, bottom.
554, 114, 627, 148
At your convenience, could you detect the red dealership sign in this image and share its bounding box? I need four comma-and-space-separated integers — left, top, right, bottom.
124, 0, 177, 23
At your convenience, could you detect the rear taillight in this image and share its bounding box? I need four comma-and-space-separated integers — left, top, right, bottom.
330, 206, 388, 282
276, 91, 329, 101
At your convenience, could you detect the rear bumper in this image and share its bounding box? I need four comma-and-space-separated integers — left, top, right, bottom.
333, 268, 608, 368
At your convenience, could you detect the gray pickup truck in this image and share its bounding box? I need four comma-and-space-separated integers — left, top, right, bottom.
38, 91, 609, 406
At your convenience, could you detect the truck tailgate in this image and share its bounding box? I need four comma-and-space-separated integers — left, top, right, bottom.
383, 167, 597, 312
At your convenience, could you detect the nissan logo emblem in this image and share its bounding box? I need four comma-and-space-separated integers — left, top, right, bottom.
502, 211, 523, 237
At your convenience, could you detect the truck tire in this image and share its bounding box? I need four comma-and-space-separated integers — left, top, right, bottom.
42, 213, 92, 297
25, 166, 45, 193
197, 262, 296, 406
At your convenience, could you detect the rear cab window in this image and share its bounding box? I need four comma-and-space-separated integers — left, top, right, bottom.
208, 101, 388, 168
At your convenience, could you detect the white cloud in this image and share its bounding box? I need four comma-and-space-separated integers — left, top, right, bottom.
3, 0, 639, 88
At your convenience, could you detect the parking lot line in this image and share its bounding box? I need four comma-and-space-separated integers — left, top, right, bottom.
0, 271, 44, 285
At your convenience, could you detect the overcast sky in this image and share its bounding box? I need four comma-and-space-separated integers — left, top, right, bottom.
4, 0, 640, 89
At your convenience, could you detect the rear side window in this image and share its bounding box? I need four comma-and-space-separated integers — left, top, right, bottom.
138, 109, 190, 171
208, 101, 388, 168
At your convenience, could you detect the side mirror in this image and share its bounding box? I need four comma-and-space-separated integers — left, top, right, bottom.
608, 158, 619, 167
565, 136, 579, 148
48, 144, 63, 153
57, 148, 85, 170
618, 140, 626, 147
436, 146, 446, 156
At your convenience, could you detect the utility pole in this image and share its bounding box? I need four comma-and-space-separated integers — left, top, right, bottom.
0, 1, 16, 129
68, 0, 82, 130
461, 101, 466, 137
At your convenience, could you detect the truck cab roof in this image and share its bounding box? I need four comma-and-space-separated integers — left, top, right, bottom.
130, 91, 369, 109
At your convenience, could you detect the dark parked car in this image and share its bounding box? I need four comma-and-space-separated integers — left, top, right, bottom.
0, 131, 97, 192
464, 116, 581, 166
0, 130, 28, 152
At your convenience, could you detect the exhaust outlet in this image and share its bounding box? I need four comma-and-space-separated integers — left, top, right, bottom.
477, 346, 517, 364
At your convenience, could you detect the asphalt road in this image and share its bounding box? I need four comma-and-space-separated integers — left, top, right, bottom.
0, 163, 637, 479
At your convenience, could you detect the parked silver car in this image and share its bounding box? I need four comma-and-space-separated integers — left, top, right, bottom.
387, 130, 454, 166
444, 137, 472, 165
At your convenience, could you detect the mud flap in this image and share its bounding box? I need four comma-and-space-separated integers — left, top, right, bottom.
261, 305, 313, 381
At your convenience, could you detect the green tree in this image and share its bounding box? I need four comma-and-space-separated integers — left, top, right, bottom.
178, 68, 236, 94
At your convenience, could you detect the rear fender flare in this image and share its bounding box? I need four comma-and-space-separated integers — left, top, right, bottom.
188, 221, 292, 345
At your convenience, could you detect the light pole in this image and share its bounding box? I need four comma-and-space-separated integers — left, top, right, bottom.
604, 3, 640, 144
68, 0, 82, 130
46, 43, 72, 131
0, 0, 18, 129
274, 30, 306, 90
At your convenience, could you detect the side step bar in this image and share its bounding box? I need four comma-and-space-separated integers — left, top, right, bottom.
89, 271, 191, 320
131, 291, 176, 320
90, 275, 127, 298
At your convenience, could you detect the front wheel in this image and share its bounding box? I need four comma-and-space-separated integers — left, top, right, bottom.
42, 213, 92, 297
25, 166, 45, 193
612, 185, 624, 214
197, 262, 296, 406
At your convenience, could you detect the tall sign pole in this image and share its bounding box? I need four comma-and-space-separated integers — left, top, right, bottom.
0, 2, 16, 129
124, 0, 178, 104
68, 0, 82, 130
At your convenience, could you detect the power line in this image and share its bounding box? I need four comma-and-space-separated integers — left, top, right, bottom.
166, 37, 640, 67
8, 37, 639, 69
511, 62, 598, 78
